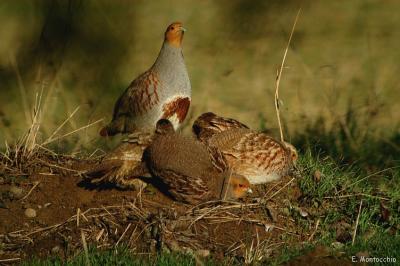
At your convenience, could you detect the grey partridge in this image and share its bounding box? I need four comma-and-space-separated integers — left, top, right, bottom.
100, 22, 191, 136
84, 131, 153, 189
141, 119, 251, 204
85, 119, 176, 188
193, 113, 298, 185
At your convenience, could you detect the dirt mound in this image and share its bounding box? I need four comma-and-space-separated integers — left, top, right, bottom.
0, 153, 348, 264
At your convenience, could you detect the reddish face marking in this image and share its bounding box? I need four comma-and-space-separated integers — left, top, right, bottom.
162, 97, 191, 123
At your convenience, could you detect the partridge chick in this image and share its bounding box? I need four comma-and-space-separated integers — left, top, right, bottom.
193, 113, 298, 185
100, 22, 191, 136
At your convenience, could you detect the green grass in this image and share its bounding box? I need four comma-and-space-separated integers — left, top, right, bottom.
1, 1, 400, 265
345, 229, 400, 265
23, 248, 206, 266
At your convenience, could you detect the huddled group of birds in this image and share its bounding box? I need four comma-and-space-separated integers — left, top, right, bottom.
84, 22, 298, 205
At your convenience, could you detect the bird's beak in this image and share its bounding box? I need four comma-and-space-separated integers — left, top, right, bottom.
247, 188, 253, 194
180, 27, 187, 32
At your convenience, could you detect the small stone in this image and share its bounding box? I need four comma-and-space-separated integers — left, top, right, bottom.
299, 208, 309, 217
24, 208, 37, 218
38, 205, 42, 209
195, 249, 210, 258
44, 203, 52, 208
9, 186, 23, 199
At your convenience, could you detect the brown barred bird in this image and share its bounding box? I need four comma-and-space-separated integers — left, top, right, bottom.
85, 119, 177, 188
193, 113, 298, 185
140, 120, 251, 204
192, 112, 249, 143
84, 132, 153, 189
100, 22, 191, 136
89, 119, 251, 204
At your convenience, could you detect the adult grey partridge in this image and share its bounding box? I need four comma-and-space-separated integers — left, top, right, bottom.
100, 22, 191, 136
192, 113, 298, 185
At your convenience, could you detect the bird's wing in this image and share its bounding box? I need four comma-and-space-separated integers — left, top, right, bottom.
114, 69, 161, 119
206, 145, 229, 173
193, 112, 249, 143
153, 168, 209, 204
226, 132, 290, 173
207, 128, 252, 150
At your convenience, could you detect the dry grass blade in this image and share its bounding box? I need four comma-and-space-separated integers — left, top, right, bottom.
307, 219, 320, 242
274, 8, 301, 142
324, 193, 390, 201
81, 230, 91, 266
21, 89, 44, 157
116, 223, 131, 246
42, 118, 103, 146
266, 177, 295, 201
19, 181, 40, 202
43, 106, 81, 145
0, 257, 21, 262
338, 166, 399, 194
352, 199, 363, 245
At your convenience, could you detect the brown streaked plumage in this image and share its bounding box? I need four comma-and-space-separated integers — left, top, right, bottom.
192, 112, 249, 143
142, 120, 251, 204
85, 119, 177, 188
89, 119, 251, 203
84, 132, 153, 188
100, 22, 191, 136
193, 113, 298, 185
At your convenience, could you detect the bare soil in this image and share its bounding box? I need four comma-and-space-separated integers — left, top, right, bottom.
0, 152, 352, 264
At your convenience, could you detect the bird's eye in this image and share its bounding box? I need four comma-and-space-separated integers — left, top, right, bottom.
170, 26, 175, 30
239, 184, 244, 188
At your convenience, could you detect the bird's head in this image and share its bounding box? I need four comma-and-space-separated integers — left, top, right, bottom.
222, 172, 252, 200
155, 119, 175, 135
164, 22, 186, 48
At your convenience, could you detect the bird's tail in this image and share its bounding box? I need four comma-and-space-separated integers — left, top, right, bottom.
84, 160, 150, 187
84, 160, 122, 184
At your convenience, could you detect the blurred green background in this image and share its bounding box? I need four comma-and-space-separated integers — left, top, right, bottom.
0, 0, 399, 156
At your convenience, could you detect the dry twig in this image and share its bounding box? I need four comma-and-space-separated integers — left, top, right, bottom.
274, 8, 301, 142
